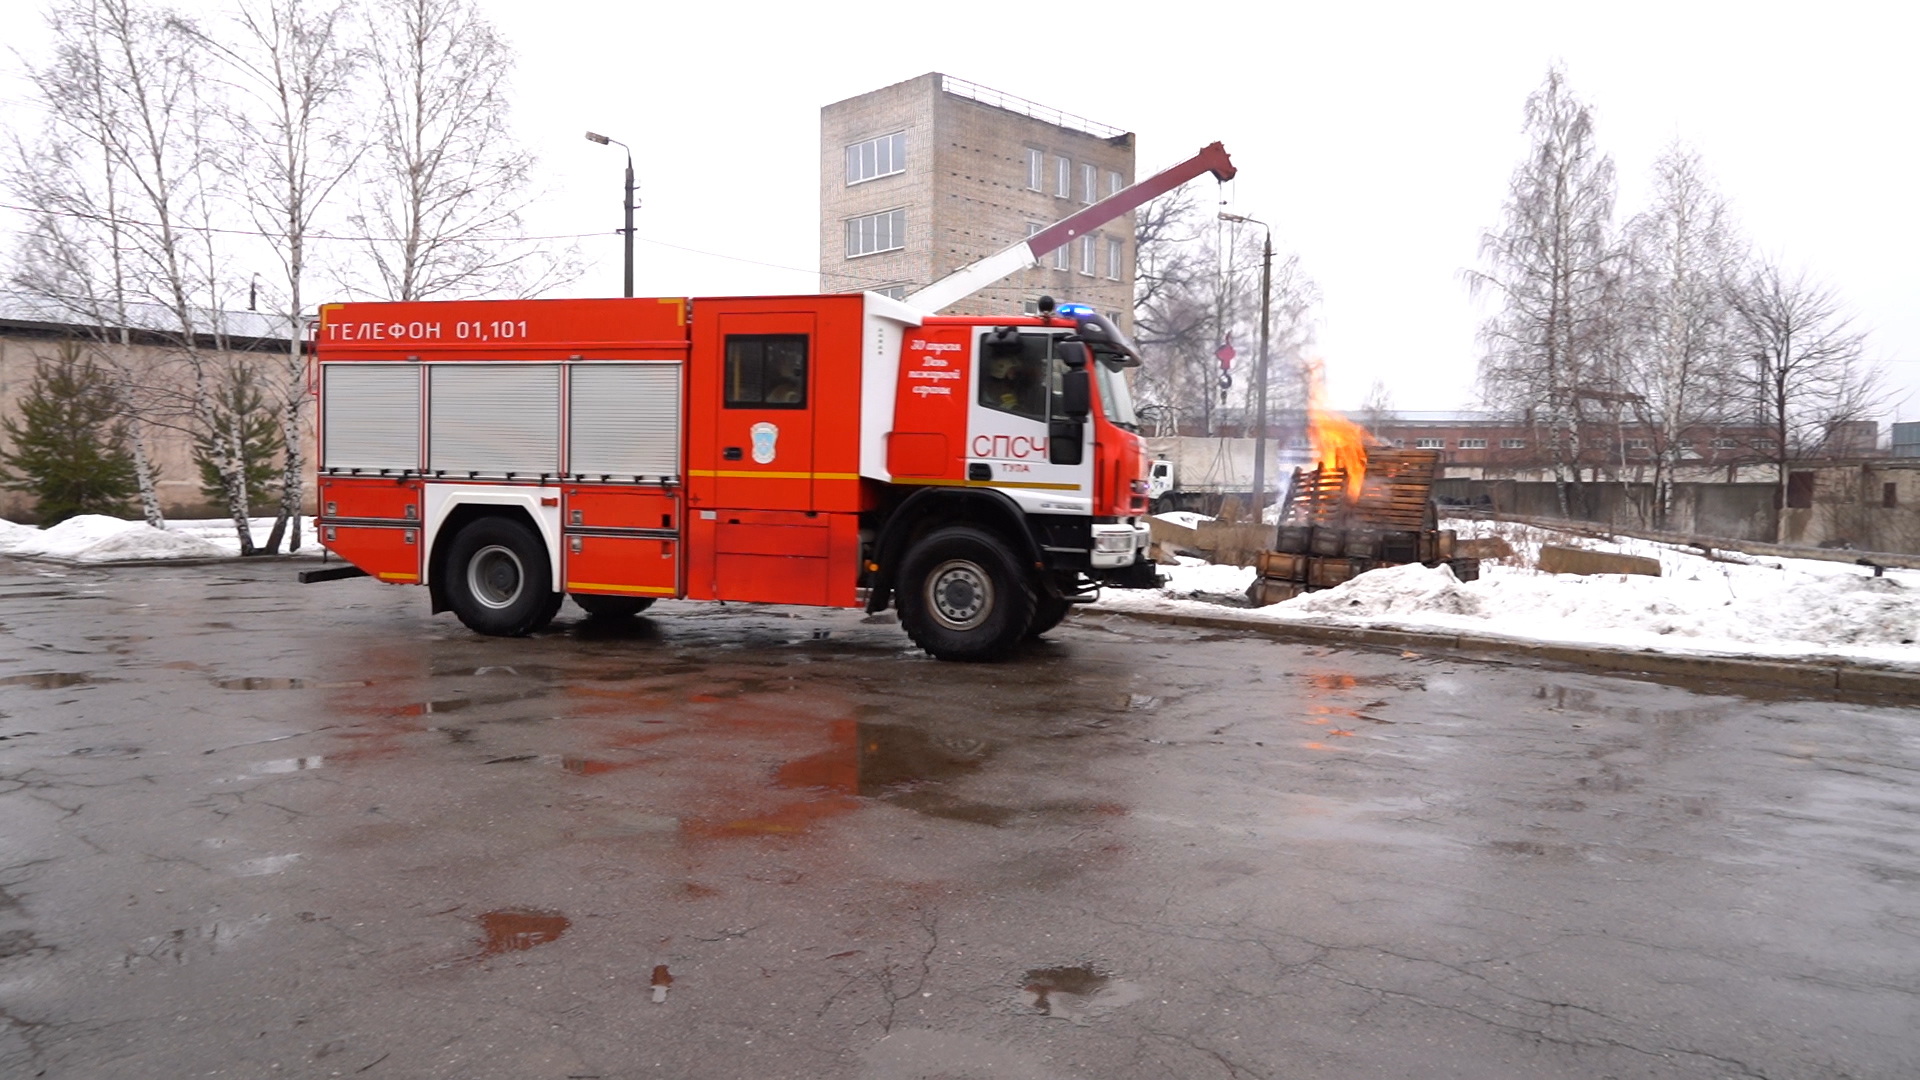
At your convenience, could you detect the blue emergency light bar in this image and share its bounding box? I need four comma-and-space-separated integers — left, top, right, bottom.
1055, 302, 1097, 319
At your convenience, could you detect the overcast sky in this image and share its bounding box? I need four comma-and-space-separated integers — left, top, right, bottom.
3, 0, 1915, 416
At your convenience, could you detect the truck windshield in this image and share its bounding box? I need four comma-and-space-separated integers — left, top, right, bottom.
1093, 359, 1138, 431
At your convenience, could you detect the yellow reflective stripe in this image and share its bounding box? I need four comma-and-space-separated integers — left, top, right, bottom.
657, 297, 686, 325
376, 572, 419, 582
566, 582, 677, 595
685, 470, 860, 480
894, 478, 1083, 491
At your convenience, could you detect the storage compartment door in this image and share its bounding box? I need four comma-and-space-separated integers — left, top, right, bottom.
322, 524, 421, 583
428, 364, 560, 478
569, 363, 682, 481
323, 364, 421, 472
565, 534, 679, 599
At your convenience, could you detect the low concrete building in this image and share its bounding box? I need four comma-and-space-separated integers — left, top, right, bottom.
0, 293, 307, 521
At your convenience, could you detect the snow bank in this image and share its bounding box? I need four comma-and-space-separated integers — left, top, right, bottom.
1103, 523, 1920, 668
0, 515, 320, 562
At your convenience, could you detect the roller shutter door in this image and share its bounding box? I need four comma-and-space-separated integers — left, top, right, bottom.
568, 363, 682, 478
429, 364, 561, 477
322, 364, 420, 471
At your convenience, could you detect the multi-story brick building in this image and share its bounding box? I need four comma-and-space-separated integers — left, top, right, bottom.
819, 73, 1136, 328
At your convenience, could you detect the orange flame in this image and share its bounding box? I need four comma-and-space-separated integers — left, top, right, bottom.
1304, 358, 1369, 500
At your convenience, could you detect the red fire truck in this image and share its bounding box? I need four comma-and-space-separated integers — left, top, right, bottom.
309, 144, 1235, 660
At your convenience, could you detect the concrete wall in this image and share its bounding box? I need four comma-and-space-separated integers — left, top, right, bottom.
1430, 479, 1781, 542
1778, 462, 1920, 553
0, 330, 314, 522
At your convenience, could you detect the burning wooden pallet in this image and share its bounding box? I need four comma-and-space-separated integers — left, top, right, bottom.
1249, 448, 1480, 606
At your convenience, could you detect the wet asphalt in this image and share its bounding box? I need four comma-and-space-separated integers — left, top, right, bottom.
0, 556, 1916, 1080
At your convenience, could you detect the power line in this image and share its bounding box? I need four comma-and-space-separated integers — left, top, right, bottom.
0, 200, 909, 289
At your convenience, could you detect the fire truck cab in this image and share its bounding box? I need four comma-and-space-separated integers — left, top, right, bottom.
314, 291, 1155, 661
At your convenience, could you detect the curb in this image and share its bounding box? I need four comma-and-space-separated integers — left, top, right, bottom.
1095, 607, 1920, 699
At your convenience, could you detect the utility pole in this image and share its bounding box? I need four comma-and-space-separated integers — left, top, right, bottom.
1221, 212, 1273, 514
585, 132, 636, 297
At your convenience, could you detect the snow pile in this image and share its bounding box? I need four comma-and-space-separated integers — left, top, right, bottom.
1160, 556, 1257, 601
1100, 523, 1920, 667
1287, 562, 1484, 617
0, 515, 228, 562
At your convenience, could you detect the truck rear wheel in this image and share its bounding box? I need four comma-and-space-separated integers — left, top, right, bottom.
571, 593, 656, 619
898, 526, 1035, 662
445, 516, 557, 637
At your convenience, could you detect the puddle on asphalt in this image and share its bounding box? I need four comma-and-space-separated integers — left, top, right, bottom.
774, 722, 993, 797
254, 756, 324, 774
234, 853, 302, 876
477, 909, 570, 955
0, 672, 95, 689
217, 676, 373, 690
1020, 965, 1146, 1020
70, 744, 140, 758
219, 677, 309, 691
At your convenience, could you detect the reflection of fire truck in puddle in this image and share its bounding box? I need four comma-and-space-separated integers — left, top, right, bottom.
310, 145, 1236, 660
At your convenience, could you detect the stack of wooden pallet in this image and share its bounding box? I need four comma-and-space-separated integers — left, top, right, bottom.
1248, 448, 1480, 606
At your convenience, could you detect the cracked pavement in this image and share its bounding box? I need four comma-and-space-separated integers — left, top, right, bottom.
0, 557, 1916, 1078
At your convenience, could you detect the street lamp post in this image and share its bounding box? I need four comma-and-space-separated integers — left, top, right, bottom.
585, 131, 635, 297
1221, 212, 1273, 515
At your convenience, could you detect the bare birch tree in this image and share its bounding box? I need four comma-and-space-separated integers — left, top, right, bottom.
1618, 143, 1745, 526
1133, 195, 1314, 437
6, 0, 173, 526
189, 0, 359, 553
1730, 260, 1883, 529
350, 0, 571, 301
1468, 66, 1618, 516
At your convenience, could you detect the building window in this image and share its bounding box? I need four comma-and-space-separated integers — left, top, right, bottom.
1106, 237, 1122, 280
845, 132, 906, 185
724, 335, 808, 409
1883, 482, 1898, 508
1786, 471, 1815, 509
1414, 437, 1444, 450
1501, 438, 1527, 449
1080, 163, 1096, 204
1458, 438, 1487, 449
1108, 170, 1122, 197
1753, 438, 1777, 450
1712, 437, 1739, 449
873, 284, 910, 300
845, 208, 906, 258
1053, 229, 1069, 271
1055, 156, 1070, 198
1625, 438, 1648, 450
1079, 235, 1096, 275
1024, 148, 1043, 191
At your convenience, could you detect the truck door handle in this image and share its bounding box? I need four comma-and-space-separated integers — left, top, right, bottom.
967, 463, 990, 481
723, 446, 743, 461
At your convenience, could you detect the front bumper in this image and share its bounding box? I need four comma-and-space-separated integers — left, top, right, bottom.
1089, 521, 1150, 568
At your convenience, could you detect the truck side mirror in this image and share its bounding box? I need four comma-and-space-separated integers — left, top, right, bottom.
1061, 365, 1090, 419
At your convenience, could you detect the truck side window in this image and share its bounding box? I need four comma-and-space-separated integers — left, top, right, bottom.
724, 335, 808, 409
978, 333, 1050, 423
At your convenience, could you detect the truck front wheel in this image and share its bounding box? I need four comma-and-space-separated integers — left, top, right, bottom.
445, 516, 558, 637
898, 526, 1035, 662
